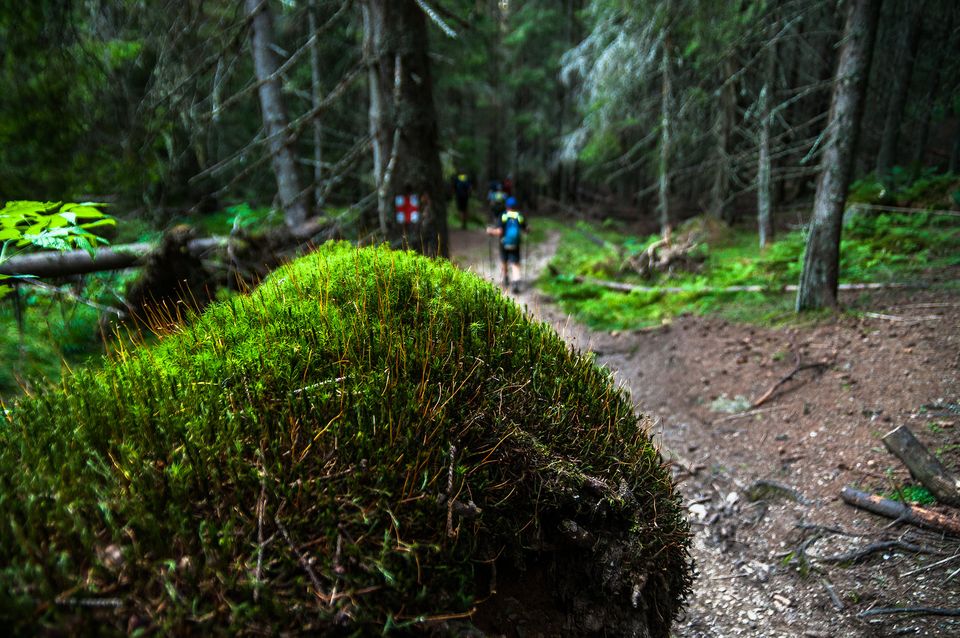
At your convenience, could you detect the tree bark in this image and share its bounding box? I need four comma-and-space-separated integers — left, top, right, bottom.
882, 425, 960, 507
840, 487, 960, 537
952, 124, 960, 175
796, 0, 880, 312
875, 0, 925, 182
658, 16, 673, 236
360, 0, 448, 257
757, 19, 778, 249
361, 1, 389, 235
244, 0, 308, 227
710, 59, 735, 222
0, 218, 333, 280
308, 0, 324, 209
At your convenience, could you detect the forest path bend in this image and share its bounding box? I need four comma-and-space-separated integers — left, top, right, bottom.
448, 227, 960, 638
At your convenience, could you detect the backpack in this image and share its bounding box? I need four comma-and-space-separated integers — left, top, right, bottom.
501, 211, 522, 250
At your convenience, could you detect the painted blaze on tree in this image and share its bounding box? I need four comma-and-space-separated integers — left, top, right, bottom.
0, 243, 691, 636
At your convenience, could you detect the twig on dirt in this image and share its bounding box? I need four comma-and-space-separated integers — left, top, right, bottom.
796, 522, 858, 537
711, 405, 789, 424
275, 515, 327, 604
862, 311, 942, 322
858, 606, 960, 618
900, 551, 960, 577
819, 576, 844, 610
752, 352, 830, 409
816, 539, 937, 564
709, 572, 751, 581
946, 565, 960, 583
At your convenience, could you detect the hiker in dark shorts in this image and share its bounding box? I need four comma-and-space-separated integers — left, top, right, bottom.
486, 196, 527, 293
452, 172, 472, 229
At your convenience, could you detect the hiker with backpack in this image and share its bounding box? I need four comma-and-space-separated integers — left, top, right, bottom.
486, 180, 507, 223
486, 196, 527, 293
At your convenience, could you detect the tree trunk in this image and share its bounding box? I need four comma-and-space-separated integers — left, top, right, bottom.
796, 0, 879, 312
308, 0, 324, 209
482, 0, 504, 186
658, 21, 673, 236
360, 0, 448, 257
875, 0, 925, 183
710, 59, 735, 222
244, 0, 308, 227
757, 20, 778, 249
952, 123, 960, 175
361, 1, 389, 235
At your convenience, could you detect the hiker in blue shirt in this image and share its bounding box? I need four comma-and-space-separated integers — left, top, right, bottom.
487, 196, 527, 293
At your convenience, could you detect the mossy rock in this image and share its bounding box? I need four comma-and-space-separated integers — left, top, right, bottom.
0, 243, 691, 636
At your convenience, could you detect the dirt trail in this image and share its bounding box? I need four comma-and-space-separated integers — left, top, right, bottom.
448, 227, 960, 638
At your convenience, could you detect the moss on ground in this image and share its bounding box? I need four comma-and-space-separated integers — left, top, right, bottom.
0, 242, 691, 636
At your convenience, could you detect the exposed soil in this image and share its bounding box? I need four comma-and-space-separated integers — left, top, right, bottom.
449, 227, 960, 637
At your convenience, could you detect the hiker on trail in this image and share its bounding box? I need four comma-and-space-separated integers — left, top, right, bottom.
487, 180, 507, 222
452, 172, 472, 229
502, 173, 514, 198
486, 196, 527, 293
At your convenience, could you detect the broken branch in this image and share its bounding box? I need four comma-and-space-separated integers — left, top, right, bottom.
840, 487, 960, 537
882, 425, 960, 507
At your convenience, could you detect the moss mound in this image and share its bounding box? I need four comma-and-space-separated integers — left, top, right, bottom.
0, 243, 691, 636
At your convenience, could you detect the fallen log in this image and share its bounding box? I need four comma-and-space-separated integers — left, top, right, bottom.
882, 425, 960, 507
563, 275, 921, 295
0, 218, 332, 280
840, 487, 960, 537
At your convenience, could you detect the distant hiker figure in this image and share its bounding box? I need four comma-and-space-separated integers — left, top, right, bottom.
502, 173, 514, 198
487, 196, 527, 293
487, 180, 507, 223
452, 172, 472, 229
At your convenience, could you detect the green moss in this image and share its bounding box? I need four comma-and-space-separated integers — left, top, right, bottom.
541, 206, 960, 330
886, 485, 936, 506
0, 243, 691, 635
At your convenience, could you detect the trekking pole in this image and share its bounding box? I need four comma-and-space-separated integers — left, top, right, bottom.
522, 235, 528, 289
487, 230, 494, 280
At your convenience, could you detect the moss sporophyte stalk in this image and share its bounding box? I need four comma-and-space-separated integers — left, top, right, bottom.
0, 242, 691, 636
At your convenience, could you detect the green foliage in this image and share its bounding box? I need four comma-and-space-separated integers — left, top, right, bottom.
0, 270, 136, 397
541, 206, 960, 330
886, 485, 936, 506
0, 201, 114, 297
170, 202, 282, 237
849, 171, 960, 208
0, 243, 692, 635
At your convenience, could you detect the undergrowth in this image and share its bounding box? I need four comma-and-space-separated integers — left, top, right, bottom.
0, 242, 692, 636
0, 271, 138, 397
541, 187, 960, 330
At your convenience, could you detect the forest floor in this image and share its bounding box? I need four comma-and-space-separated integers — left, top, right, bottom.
448, 226, 960, 638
